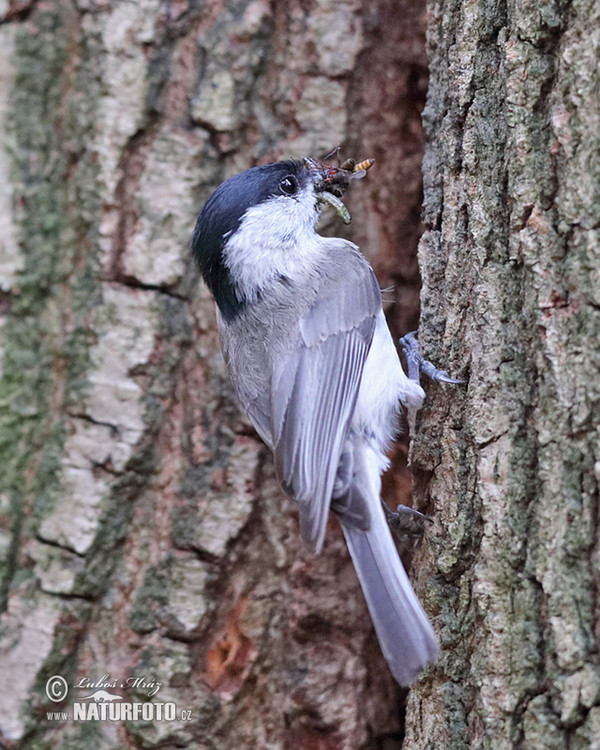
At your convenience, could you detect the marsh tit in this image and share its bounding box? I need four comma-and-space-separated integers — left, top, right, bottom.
191, 156, 439, 685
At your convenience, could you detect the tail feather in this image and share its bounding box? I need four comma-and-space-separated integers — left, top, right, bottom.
339, 443, 439, 685
342, 513, 439, 684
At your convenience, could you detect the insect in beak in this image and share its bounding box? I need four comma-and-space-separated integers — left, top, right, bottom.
304, 153, 375, 224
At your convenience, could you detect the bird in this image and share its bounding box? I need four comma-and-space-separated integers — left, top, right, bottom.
191, 155, 439, 685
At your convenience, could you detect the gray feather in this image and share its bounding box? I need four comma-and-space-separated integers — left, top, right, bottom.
338, 439, 439, 684
342, 511, 439, 684
330, 445, 371, 529
272, 327, 371, 551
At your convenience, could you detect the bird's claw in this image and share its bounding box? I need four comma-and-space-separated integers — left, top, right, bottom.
400, 331, 466, 385
383, 502, 433, 548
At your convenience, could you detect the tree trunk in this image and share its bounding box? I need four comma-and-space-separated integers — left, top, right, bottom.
3, 0, 596, 748
0, 1, 429, 748
405, 0, 600, 747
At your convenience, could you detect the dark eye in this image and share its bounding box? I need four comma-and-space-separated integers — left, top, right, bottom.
279, 175, 298, 195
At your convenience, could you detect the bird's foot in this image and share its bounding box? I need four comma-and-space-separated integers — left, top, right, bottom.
400, 331, 466, 386
383, 502, 433, 548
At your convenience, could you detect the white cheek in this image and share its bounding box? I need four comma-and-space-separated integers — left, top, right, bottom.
223, 190, 325, 301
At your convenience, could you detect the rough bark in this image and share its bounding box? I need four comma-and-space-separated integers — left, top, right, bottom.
0, 1, 428, 748
405, 0, 600, 747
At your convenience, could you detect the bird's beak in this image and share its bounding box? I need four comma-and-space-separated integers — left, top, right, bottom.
304, 156, 352, 197
303, 156, 353, 224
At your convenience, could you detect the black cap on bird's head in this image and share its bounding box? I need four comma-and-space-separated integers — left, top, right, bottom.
191, 160, 305, 318
190, 157, 359, 319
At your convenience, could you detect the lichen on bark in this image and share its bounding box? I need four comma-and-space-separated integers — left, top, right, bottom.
405, 0, 600, 747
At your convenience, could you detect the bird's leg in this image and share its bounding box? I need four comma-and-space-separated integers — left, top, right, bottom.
384, 332, 464, 543
399, 331, 466, 387
382, 501, 433, 550
332, 448, 353, 499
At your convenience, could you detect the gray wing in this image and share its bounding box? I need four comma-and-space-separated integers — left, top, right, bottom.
270, 257, 381, 553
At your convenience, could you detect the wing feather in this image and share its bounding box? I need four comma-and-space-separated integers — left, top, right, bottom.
271, 259, 380, 553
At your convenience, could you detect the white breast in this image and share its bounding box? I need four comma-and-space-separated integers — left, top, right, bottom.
352, 310, 425, 465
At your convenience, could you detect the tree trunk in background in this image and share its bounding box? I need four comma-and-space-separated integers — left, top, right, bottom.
0, 1, 428, 748
405, 0, 600, 748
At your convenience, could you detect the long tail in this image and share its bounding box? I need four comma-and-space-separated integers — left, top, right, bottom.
339, 446, 439, 685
